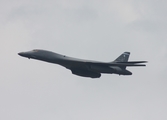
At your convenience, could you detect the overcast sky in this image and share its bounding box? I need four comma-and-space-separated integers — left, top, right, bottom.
0, 0, 167, 120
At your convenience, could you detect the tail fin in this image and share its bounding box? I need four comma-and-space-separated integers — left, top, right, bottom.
113, 52, 130, 69
114, 52, 130, 62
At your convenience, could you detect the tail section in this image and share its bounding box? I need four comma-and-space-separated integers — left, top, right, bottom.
109, 52, 146, 72
113, 52, 130, 69
114, 52, 130, 62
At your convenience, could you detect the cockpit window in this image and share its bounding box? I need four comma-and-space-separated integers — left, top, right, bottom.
33, 49, 38, 52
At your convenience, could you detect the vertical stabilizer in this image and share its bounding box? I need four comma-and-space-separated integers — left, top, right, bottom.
114, 52, 130, 62
113, 52, 130, 69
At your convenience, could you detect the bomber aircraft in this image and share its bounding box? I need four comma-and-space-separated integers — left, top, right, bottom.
18, 49, 147, 78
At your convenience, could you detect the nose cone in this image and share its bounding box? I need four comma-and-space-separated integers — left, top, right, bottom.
18, 52, 30, 58
18, 52, 24, 56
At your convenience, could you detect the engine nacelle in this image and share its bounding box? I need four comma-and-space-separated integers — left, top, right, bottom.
71, 69, 101, 78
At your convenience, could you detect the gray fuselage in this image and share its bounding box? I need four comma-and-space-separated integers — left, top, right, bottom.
18, 49, 147, 78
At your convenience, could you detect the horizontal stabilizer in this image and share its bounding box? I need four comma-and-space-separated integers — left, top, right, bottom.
116, 61, 148, 64
109, 63, 146, 67
87, 62, 146, 67
116, 64, 146, 66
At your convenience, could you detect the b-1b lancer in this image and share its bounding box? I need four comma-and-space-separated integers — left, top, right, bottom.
18, 49, 147, 78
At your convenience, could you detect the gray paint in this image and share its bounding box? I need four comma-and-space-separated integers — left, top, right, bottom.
18, 49, 146, 78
